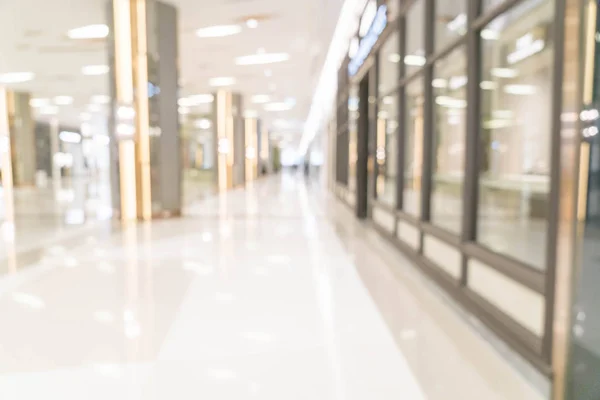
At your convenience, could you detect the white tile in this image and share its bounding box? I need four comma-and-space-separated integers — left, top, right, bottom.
0, 175, 545, 400
372, 206, 395, 233
468, 259, 545, 336
397, 220, 420, 249
423, 235, 462, 279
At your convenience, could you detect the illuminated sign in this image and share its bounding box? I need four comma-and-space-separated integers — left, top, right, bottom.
348, 4, 387, 76
507, 31, 545, 64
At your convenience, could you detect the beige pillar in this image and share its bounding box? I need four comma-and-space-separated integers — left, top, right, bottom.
108, 0, 181, 221
213, 91, 245, 190
5, 91, 35, 187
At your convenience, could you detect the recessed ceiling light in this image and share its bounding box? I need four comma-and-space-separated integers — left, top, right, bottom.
432, 78, 448, 88
39, 106, 59, 115
91, 95, 110, 104
94, 135, 110, 146
194, 118, 212, 129
503, 84, 536, 95
0, 72, 35, 83
235, 52, 290, 65
388, 53, 401, 63
59, 130, 82, 144
264, 101, 294, 112
481, 29, 499, 40
480, 81, 498, 90
209, 77, 236, 87
404, 55, 426, 66
178, 94, 214, 106
251, 94, 270, 104
29, 98, 49, 107
491, 68, 518, 78
67, 24, 109, 39
246, 18, 258, 29
54, 96, 74, 105
82, 65, 109, 75
196, 25, 241, 38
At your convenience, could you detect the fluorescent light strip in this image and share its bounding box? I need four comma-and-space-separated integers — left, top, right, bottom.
54, 96, 74, 105
209, 77, 236, 87
30, 98, 49, 107
0, 72, 35, 83
300, 0, 367, 155
251, 94, 270, 104
82, 65, 109, 75
235, 53, 290, 66
178, 94, 214, 106
91, 95, 110, 104
68, 24, 109, 39
264, 102, 294, 112
194, 119, 212, 129
59, 131, 82, 144
196, 25, 241, 38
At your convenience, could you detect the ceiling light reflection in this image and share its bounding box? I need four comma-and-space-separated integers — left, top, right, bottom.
246, 18, 258, 29
12, 292, 45, 310
94, 310, 115, 324
215, 292, 236, 303
241, 331, 274, 342
206, 368, 237, 381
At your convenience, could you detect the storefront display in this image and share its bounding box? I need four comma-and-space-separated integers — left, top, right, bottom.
331, 0, 584, 388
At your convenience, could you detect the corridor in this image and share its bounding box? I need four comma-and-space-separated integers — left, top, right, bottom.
0, 175, 543, 399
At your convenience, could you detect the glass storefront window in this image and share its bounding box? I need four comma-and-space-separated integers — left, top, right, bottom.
483, 0, 506, 11
435, 1, 467, 52
405, 0, 425, 75
348, 85, 359, 192
431, 48, 466, 233
477, 0, 554, 269
404, 77, 424, 216
376, 94, 399, 206
379, 32, 399, 96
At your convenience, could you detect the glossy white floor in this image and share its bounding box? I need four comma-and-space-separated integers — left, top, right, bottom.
0, 174, 545, 399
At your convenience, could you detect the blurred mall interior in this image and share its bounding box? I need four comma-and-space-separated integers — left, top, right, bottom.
0, 0, 598, 398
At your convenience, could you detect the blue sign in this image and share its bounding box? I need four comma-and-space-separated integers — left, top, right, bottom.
348, 5, 387, 76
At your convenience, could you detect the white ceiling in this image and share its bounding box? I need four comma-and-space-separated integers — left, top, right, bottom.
0, 0, 343, 142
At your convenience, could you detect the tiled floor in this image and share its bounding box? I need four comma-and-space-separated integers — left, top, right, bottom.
0, 174, 545, 399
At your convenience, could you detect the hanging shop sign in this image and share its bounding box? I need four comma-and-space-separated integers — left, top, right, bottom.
348, 4, 387, 77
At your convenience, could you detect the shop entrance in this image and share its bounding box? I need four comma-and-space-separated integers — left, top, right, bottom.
355, 70, 373, 219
